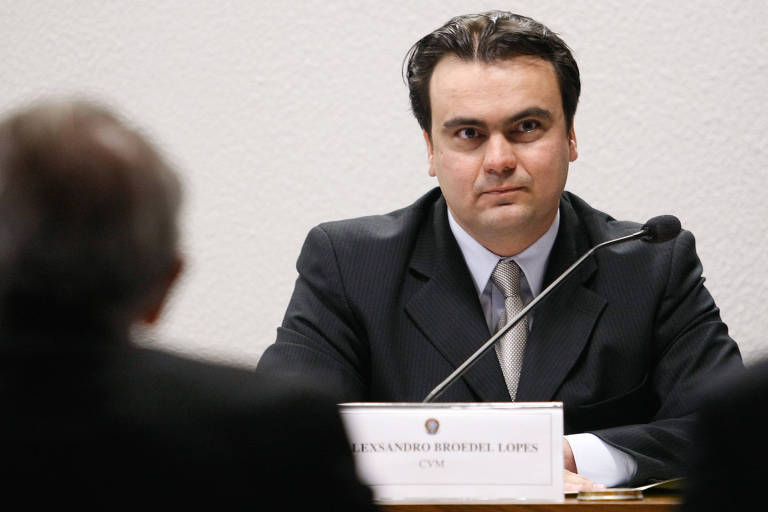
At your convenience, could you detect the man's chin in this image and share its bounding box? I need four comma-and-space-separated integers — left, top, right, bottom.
469, 207, 558, 254
480, 207, 531, 233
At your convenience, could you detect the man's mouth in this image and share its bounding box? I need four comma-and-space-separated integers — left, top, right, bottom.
483, 185, 524, 194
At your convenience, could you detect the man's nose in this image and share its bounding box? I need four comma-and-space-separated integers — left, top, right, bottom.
482, 133, 517, 174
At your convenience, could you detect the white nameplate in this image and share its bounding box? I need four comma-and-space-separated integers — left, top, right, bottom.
339, 402, 563, 504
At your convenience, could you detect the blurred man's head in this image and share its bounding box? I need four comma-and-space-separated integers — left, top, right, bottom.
0, 99, 182, 332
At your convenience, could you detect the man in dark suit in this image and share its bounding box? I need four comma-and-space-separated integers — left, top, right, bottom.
0, 99, 375, 508
258, 11, 742, 489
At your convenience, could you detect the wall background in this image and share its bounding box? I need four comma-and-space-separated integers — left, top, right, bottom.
2, 0, 766, 366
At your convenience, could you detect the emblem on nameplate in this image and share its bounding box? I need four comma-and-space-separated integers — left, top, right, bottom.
425, 418, 440, 435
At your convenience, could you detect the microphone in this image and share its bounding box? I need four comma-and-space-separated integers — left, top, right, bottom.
641, 215, 681, 243
422, 215, 682, 403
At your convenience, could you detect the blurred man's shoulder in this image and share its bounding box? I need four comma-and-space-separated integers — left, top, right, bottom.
115, 345, 333, 411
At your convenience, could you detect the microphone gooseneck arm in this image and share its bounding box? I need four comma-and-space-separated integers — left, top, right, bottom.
422, 227, 650, 403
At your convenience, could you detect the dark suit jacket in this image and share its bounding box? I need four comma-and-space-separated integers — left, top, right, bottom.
682, 359, 767, 511
259, 187, 742, 486
0, 328, 376, 509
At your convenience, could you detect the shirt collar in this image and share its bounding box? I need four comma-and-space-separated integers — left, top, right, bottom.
448, 207, 560, 298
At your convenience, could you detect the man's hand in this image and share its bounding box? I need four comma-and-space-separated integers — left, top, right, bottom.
564, 469, 606, 493
563, 438, 606, 492
563, 437, 577, 472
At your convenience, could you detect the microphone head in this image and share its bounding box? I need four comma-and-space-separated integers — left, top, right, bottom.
642, 215, 681, 243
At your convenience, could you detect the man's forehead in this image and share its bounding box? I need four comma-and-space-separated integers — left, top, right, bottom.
430, 54, 557, 92
428, 55, 562, 122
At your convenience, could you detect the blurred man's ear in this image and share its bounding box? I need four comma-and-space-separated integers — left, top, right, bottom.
141, 255, 184, 325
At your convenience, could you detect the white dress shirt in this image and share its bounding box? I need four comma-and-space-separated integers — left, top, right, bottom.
447, 208, 636, 487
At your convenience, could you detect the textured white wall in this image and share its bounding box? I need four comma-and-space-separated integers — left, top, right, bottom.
2, 1, 766, 366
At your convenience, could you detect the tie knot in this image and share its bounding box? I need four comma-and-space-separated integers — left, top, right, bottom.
491, 260, 522, 298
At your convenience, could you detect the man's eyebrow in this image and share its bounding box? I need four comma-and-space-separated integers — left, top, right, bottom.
442, 108, 553, 131
442, 117, 488, 130
504, 107, 553, 125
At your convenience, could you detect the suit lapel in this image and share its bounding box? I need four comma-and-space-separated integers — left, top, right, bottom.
515, 198, 607, 401
405, 196, 510, 402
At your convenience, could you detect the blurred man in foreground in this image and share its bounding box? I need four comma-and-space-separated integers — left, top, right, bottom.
0, 99, 375, 508
682, 359, 767, 510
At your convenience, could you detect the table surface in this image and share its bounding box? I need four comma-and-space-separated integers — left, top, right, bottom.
380, 493, 681, 512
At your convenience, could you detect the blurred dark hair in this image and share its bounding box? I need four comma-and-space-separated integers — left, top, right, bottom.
404, 11, 580, 135
0, 99, 181, 330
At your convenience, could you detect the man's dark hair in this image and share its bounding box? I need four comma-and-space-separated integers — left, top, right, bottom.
0, 99, 181, 330
404, 11, 580, 136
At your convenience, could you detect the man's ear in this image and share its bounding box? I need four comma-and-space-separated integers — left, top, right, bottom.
423, 129, 436, 177
568, 125, 578, 162
140, 255, 184, 325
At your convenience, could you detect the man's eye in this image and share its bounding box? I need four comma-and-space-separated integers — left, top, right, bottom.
457, 127, 479, 139
517, 120, 540, 133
